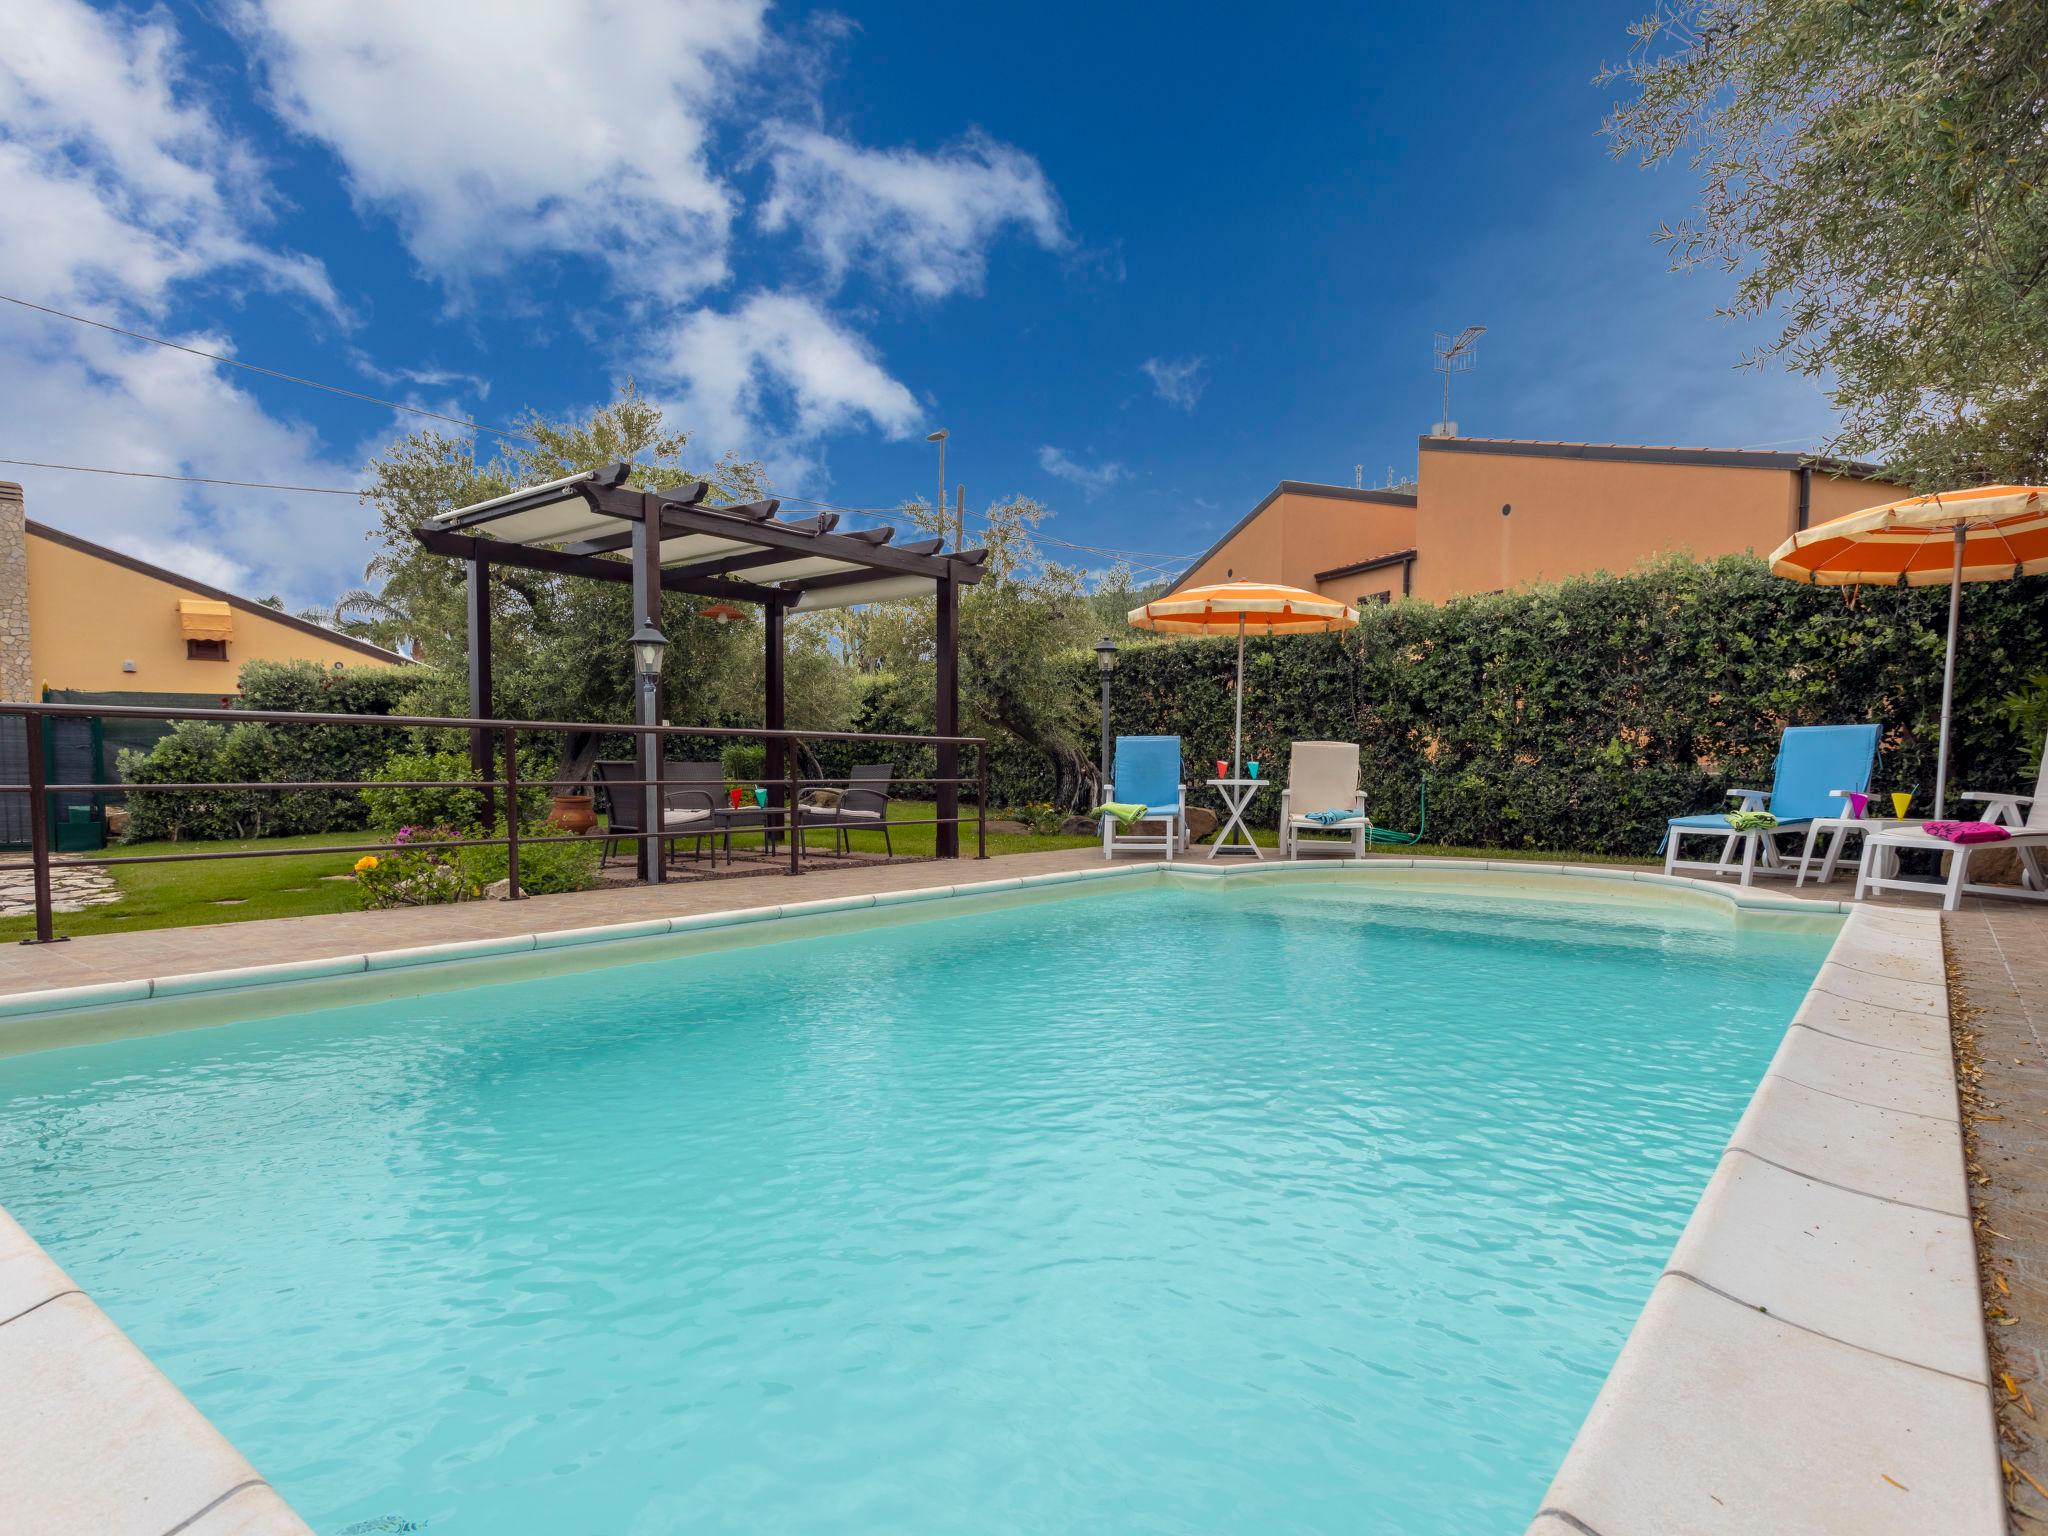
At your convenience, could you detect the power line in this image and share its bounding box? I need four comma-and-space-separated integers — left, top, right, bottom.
0, 458, 366, 496
0, 292, 529, 442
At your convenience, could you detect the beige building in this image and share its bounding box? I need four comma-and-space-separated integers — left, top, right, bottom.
0, 481, 407, 701
1168, 437, 1904, 606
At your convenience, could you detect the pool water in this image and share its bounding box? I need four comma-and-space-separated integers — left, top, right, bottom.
0, 880, 1835, 1534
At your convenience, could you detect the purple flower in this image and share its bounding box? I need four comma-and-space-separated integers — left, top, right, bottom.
394, 825, 415, 845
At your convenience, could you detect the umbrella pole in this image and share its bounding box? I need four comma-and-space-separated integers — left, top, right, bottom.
1234, 612, 1246, 778
1934, 525, 1965, 814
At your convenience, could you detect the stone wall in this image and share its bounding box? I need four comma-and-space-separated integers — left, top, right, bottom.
0, 482, 29, 702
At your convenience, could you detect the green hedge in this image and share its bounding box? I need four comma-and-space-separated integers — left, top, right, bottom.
1091, 554, 2048, 856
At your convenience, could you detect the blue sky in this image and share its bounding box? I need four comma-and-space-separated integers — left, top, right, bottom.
0, 1, 1840, 606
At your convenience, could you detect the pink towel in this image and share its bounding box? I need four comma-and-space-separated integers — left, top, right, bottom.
1923, 820, 2010, 845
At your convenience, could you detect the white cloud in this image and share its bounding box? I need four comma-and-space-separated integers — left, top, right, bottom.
3, 312, 383, 607
0, 1, 1070, 600
1038, 445, 1129, 501
759, 126, 1065, 298
234, 0, 771, 299
0, 0, 341, 318
1140, 355, 1206, 411
648, 292, 921, 488
0, 0, 368, 607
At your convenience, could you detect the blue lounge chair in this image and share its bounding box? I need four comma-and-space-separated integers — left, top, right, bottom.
1101, 735, 1189, 861
1663, 723, 1881, 886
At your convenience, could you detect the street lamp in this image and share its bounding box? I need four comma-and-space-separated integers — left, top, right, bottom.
631, 620, 668, 682
925, 428, 949, 548
1093, 637, 1118, 790
631, 619, 668, 883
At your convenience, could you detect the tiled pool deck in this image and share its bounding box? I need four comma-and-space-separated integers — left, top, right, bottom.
0, 849, 2040, 1536
1948, 906, 2048, 1532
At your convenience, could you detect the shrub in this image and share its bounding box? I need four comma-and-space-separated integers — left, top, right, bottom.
454, 831, 603, 896
351, 822, 602, 909
115, 660, 425, 842
118, 721, 278, 841
353, 847, 475, 908
361, 747, 550, 830
719, 741, 767, 783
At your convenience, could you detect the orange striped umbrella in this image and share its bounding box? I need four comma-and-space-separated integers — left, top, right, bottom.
1128, 581, 1360, 776
1769, 485, 2048, 809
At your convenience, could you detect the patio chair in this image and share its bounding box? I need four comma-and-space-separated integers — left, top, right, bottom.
592, 760, 716, 869
1278, 741, 1370, 859
664, 760, 726, 865
1100, 735, 1188, 861
800, 763, 894, 857
1662, 723, 1880, 887
1859, 730, 2048, 910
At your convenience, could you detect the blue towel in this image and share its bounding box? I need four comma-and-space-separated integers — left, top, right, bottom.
1304, 809, 1363, 825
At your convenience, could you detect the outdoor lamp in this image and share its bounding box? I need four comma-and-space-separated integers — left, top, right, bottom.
1094, 637, 1119, 674
631, 621, 668, 680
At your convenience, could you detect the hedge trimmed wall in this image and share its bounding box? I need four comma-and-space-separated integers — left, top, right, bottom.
1091, 555, 2048, 856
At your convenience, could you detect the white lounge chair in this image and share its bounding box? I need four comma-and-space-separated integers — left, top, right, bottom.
1855, 733, 2048, 910
1278, 741, 1370, 859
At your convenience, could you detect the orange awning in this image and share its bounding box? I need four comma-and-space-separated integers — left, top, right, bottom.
1768, 484, 2048, 587
1128, 581, 1359, 635
177, 598, 234, 639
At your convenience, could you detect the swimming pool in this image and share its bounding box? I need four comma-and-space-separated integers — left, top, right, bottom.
0, 877, 1837, 1533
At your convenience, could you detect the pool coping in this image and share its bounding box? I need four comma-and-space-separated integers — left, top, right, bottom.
0, 858, 1997, 1534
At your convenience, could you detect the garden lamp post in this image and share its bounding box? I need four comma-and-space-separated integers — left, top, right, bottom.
1093, 637, 1118, 790
631, 620, 667, 882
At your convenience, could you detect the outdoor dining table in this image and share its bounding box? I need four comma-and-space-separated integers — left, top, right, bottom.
1205, 777, 1269, 861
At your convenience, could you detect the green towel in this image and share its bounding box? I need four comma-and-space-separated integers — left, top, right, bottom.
1724, 810, 1778, 831
1091, 801, 1150, 829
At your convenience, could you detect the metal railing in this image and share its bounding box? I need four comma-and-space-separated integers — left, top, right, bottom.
0, 701, 989, 944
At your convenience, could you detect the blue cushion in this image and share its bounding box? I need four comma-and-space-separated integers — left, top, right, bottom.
1667, 812, 1813, 831
1112, 735, 1181, 811
1768, 724, 1880, 822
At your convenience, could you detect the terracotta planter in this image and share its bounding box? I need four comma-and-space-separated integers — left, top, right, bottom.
547, 793, 597, 835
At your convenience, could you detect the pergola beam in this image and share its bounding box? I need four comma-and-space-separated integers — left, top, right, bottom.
562, 496, 781, 555
413, 526, 796, 606
604, 491, 987, 588
661, 522, 891, 583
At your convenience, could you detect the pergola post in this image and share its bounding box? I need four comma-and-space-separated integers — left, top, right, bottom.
466, 553, 494, 832
935, 573, 960, 858
764, 601, 786, 811
631, 509, 665, 884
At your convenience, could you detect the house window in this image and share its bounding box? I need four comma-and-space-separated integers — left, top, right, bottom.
186, 638, 229, 661
1364, 591, 1392, 606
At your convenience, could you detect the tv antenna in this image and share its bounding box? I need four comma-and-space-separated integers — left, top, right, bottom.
1431, 325, 1485, 437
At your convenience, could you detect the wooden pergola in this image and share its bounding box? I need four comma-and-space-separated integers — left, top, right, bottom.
415, 462, 987, 880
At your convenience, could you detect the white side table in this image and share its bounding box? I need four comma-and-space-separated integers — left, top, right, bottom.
1205, 778, 1269, 861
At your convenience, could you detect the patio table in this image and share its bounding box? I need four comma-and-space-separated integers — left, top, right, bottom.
1205, 777, 1269, 861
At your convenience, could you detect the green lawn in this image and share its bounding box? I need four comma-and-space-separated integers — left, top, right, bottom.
0, 830, 371, 941
2, 806, 1644, 943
